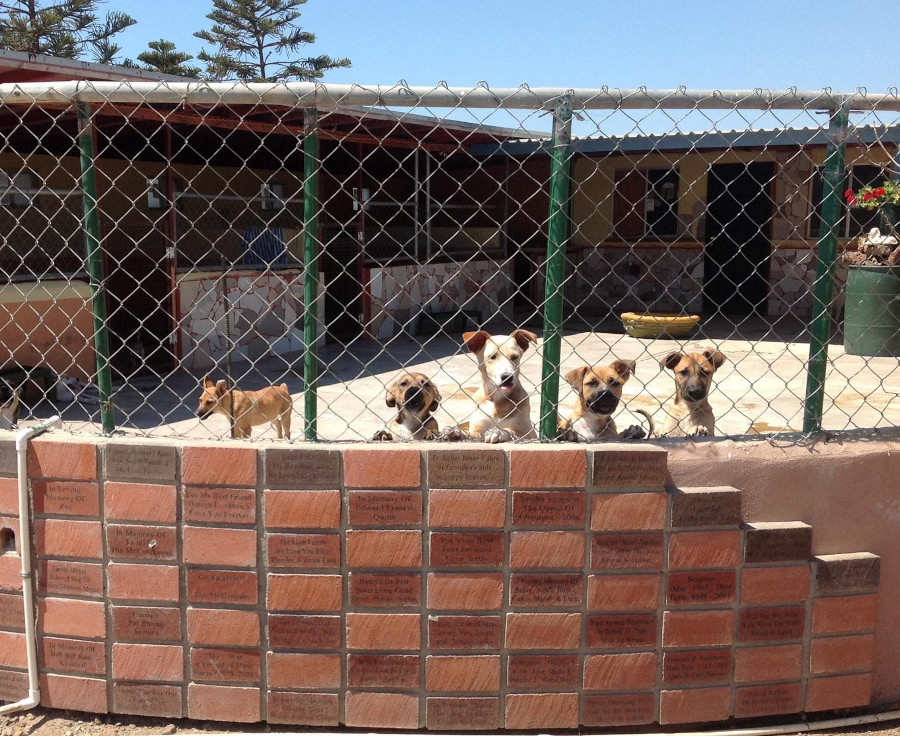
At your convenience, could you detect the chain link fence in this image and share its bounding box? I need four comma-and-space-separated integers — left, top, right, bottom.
0, 82, 898, 442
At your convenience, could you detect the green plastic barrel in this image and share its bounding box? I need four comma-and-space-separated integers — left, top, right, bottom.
844, 265, 900, 357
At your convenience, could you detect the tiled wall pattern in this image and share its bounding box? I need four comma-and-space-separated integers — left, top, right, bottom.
0, 439, 881, 729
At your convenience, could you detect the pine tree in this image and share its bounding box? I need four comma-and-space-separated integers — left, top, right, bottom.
136, 39, 201, 78
194, 0, 350, 83
0, 0, 135, 63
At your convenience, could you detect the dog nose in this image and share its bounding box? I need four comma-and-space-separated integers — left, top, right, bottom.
686, 385, 707, 401
499, 372, 514, 384
404, 386, 424, 406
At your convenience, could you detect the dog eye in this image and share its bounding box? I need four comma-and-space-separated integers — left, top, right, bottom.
586, 379, 598, 387
680, 369, 689, 376
487, 354, 497, 360
609, 380, 620, 387
699, 369, 710, 377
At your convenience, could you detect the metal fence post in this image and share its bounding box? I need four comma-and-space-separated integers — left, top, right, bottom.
803, 101, 849, 434
539, 94, 573, 441
75, 102, 115, 435
303, 107, 320, 441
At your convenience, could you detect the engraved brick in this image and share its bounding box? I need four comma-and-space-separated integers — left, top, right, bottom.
38, 560, 103, 598
107, 525, 176, 561
267, 533, 340, 568
350, 573, 421, 607
0, 668, 28, 702
187, 683, 260, 722
181, 445, 257, 487
344, 447, 421, 489
591, 533, 664, 570
584, 693, 656, 727
667, 570, 736, 606
591, 446, 667, 490
662, 610, 734, 647
587, 614, 658, 648
264, 490, 341, 529
743, 521, 812, 564
505, 692, 578, 729
104, 482, 177, 524
806, 673, 872, 711
0, 592, 24, 629
268, 615, 341, 649
426, 697, 499, 730
741, 565, 810, 605
505, 612, 581, 649
659, 686, 731, 724
734, 643, 803, 683
344, 691, 419, 729
191, 648, 260, 684
670, 486, 741, 528
583, 652, 657, 691
509, 531, 584, 569
0, 478, 16, 514
41, 673, 108, 714
507, 654, 579, 690
348, 654, 420, 688
266, 574, 342, 612
0, 555, 19, 593
108, 563, 179, 603
428, 489, 506, 528
588, 574, 660, 611
427, 448, 505, 488
183, 526, 256, 567
267, 652, 340, 689
112, 606, 181, 642
187, 608, 260, 647
812, 594, 878, 634
267, 692, 339, 726
430, 532, 503, 567
346, 613, 421, 651
29, 438, 96, 480
735, 682, 803, 718
183, 486, 255, 525
426, 655, 501, 693
814, 553, 880, 595
0, 631, 26, 668
739, 606, 806, 642
512, 491, 585, 527
35, 519, 102, 559
668, 530, 741, 569
33, 481, 99, 516
113, 643, 184, 682
38, 598, 105, 639
264, 447, 340, 488
591, 492, 667, 531
663, 649, 731, 685
509, 448, 586, 489
349, 491, 422, 526
428, 616, 502, 650
187, 569, 257, 605
113, 683, 183, 718
104, 443, 176, 482
346, 530, 422, 568
427, 573, 503, 611
510, 573, 583, 608
810, 634, 876, 675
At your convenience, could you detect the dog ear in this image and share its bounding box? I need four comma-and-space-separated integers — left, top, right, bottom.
611, 359, 636, 381
662, 352, 683, 371
702, 349, 727, 369
463, 331, 490, 354
423, 379, 442, 412
564, 366, 589, 388
511, 329, 538, 352
384, 386, 397, 408
202, 374, 214, 388
214, 380, 228, 397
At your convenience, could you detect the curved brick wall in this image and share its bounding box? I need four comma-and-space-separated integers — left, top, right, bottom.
0, 438, 882, 729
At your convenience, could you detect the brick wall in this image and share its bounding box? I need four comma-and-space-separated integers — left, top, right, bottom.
0, 438, 881, 729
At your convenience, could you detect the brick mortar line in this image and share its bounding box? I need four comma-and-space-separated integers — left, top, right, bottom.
255, 448, 267, 723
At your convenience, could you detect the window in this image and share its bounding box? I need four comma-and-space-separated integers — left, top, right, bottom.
260, 182, 285, 211
0, 171, 33, 207
612, 168, 680, 239
809, 164, 884, 239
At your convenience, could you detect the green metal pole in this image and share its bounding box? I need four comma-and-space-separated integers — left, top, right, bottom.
303, 108, 320, 441
76, 102, 115, 435
539, 95, 573, 441
803, 102, 849, 434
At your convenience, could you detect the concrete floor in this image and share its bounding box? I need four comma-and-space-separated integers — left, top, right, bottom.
34, 315, 900, 442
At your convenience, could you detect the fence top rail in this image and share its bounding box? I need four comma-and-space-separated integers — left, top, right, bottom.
1, 80, 899, 111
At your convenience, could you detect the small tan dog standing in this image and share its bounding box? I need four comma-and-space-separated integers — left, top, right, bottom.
372, 372, 442, 441
442, 329, 538, 444
654, 349, 727, 437
196, 376, 292, 439
557, 359, 646, 442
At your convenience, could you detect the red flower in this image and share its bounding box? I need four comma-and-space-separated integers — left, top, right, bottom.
844, 189, 857, 204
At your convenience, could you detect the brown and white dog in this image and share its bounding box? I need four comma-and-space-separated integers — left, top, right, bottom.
196, 376, 292, 439
372, 372, 442, 441
654, 349, 727, 437
557, 360, 646, 442
442, 329, 538, 444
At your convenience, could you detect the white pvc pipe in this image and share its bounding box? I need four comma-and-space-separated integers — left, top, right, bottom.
0, 415, 61, 716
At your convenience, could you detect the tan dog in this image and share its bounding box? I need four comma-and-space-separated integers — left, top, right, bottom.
557, 360, 646, 442
372, 372, 442, 441
196, 376, 292, 439
442, 329, 538, 444
655, 349, 727, 437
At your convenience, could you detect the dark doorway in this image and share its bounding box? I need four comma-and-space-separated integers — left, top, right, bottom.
322, 228, 364, 341
703, 162, 774, 315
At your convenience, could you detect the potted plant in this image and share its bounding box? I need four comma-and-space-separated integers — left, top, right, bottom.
841, 182, 900, 356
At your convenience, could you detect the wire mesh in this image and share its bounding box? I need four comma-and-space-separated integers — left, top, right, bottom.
0, 81, 898, 442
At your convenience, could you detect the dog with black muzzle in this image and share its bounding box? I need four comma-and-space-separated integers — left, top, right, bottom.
557, 360, 646, 442
654, 349, 727, 437
372, 372, 442, 441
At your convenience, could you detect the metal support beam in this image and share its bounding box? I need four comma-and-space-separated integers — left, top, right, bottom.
303, 108, 321, 441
